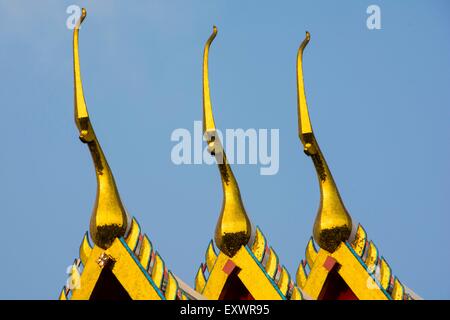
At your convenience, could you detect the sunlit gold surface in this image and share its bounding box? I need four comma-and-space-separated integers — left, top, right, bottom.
205, 241, 218, 272
125, 218, 141, 251
69, 239, 165, 300
202, 26, 252, 257
199, 246, 286, 300
295, 230, 415, 300
196, 28, 302, 299
296, 261, 307, 288
379, 258, 392, 290
296, 31, 352, 252
73, 8, 129, 249
265, 248, 278, 278
277, 267, 290, 296
79, 232, 92, 266
61, 15, 418, 300
251, 227, 266, 262
298, 243, 390, 300
351, 224, 367, 257
294, 31, 416, 300
59, 288, 67, 300
365, 241, 379, 273
195, 228, 303, 300
165, 272, 178, 300
291, 287, 303, 300
62, 217, 198, 300
138, 235, 152, 270
195, 266, 207, 292
151, 253, 165, 288
392, 277, 405, 300
305, 238, 318, 268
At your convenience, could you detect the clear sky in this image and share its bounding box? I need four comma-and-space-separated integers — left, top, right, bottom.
0, 0, 449, 299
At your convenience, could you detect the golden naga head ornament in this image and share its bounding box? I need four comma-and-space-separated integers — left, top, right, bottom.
73, 8, 130, 249
202, 26, 253, 257
296, 32, 353, 252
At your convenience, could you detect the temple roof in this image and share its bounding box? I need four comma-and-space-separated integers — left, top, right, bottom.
293, 32, 418, 300
61, 8, 198, 300
60, 9, 418, 300
193, 27, 303, 300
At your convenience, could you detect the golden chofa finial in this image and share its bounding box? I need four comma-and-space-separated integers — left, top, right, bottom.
296, 31, 353, 252
203, 26, 252, 257
73, 8, 130, 249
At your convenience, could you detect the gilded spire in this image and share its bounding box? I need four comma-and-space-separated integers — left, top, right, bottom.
203, 26, 252, 257
73, 8, 130, 249
296, 32, 352, 252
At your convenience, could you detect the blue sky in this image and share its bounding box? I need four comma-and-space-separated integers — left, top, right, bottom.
0, 1, 449, 299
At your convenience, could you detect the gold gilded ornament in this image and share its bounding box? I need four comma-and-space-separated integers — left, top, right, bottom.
296, 32, 352, 252
73, 8, 130, 249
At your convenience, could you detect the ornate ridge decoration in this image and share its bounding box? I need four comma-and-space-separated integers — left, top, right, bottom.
295, 227, 415, 300
294, 31, 418, 300
194, 26, 303, 300
58, 8, 419, 300
296, 31, 352, 253
59, 8, 196, 300
202, 26, 253, 257
60, 218, 193, 300
72, 9, 130, 250
195, 227, 303, 300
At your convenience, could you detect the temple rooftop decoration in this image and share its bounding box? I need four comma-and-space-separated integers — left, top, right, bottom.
58, 8, 420, 300
193, 27, 304, 300
59, 8, 201, 300
293, 32, 420, 300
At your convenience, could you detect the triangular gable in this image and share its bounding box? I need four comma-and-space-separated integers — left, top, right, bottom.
296, 228, 413, 300
195, 227, 303, 300
60, 218, 193, 300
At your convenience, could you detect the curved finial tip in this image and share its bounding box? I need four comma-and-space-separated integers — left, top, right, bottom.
204, 25, 218, 50
209, 25, 218, 40
295, 28, 353, 252
75, 8, 87, 29
300, 31, 310, 51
